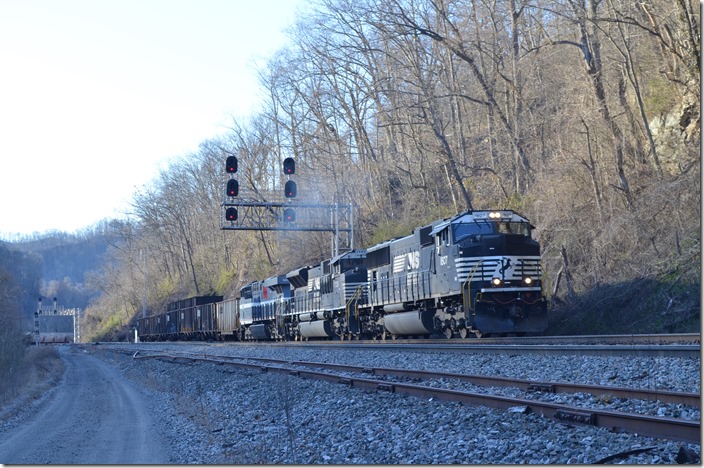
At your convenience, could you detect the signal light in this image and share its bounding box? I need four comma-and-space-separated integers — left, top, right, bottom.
283, 157, 295, 175
227, 179, 239, 197
226, 156, 238, 173
284, 180, 297, 198
283, 208, 295, 223
225, 208, 238, 221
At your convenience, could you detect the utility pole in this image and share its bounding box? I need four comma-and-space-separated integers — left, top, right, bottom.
141, 249, 146, 319
34, 297, 41, 346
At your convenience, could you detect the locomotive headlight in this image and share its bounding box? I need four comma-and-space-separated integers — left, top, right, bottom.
491, 277, 502, 286
489, 211, 501, 219
523, 277, 533, 285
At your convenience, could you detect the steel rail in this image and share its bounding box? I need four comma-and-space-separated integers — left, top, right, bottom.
425, 333, 701, 345
221, 355, 700, 407
115, 333, 701, 347
130, 352, 700, 444
260, 332, 701, 346
110, 341, 702, 358
179, 352, 698, 407
255, 342, 700, 358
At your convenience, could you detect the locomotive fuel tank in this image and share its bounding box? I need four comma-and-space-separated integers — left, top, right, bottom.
299, 320, 333, 338
383, 310, 435, 335
249, 324, 271, 340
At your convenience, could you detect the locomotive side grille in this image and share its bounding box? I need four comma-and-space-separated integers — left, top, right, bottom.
393, 255, 406, 274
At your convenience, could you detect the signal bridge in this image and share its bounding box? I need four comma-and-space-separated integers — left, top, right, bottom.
33, 297, 81, 344
220, 154, 354, 256
221, 198, 354, 256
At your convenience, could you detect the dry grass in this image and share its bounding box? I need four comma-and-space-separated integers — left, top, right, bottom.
0, 346, 65, 421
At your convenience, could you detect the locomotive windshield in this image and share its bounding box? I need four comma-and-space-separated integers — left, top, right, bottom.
453, 221, 531, 243
496, 221, 530, 236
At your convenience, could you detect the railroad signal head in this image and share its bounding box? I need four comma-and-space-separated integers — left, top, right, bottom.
283, 208, 295, 223
226, 179, 239, 197
225, 207, 238, 221
283, 157, 295, 175
284, 180, 297, 198
226, 156, 238, 173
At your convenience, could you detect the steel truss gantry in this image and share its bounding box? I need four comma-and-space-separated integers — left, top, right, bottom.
220, 200, 354, 257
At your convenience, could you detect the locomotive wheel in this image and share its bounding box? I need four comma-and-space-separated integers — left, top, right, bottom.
473, 330, 483, 338
443, 328, 453, 339
459, 328, 468, 339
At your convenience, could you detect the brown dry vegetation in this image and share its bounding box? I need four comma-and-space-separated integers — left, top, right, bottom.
80, 0, 699, 340
0, 346, 65, 421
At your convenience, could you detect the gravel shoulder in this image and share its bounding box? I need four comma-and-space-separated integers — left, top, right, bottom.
0, 346, 172, 464
93, 343, 702, 464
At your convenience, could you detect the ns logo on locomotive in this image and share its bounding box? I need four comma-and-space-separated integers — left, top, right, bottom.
137, 210, 549, 341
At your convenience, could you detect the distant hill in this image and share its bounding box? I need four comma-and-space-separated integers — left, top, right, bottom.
10, 233, 110, 284
2, 225, 114, 317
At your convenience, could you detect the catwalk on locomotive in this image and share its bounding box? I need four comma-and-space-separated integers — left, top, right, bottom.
137, 210, 549, 341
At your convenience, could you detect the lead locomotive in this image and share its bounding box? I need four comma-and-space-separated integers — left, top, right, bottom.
138, 210, 549, 341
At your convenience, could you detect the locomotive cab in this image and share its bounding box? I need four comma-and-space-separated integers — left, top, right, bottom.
432, 210, 548, 336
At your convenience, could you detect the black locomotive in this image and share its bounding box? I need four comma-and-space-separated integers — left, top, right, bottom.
137, 210, 548, 341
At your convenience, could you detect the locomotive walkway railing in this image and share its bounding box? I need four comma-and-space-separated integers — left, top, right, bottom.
345, 286, 363, 325
462, 260, 483, 313
369, 270, 432, 306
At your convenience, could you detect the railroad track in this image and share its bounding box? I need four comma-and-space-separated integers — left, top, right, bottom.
254, 342, 700, 358
101, 346, 700, 444
118, 333, 701, 358
440, 333, 700, 345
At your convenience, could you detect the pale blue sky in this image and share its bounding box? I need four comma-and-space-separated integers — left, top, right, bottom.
0, 0, 303, 237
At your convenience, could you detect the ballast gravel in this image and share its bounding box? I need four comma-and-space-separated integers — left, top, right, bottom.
90, 344, 699, 464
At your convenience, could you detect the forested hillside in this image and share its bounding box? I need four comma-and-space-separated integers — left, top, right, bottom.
81, 0, 700, 340
1, 223, 114, 321
0, 242, 42, 326
0, 225, 111, 399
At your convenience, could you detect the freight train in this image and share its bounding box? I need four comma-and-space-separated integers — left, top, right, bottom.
137, 210, 549, 341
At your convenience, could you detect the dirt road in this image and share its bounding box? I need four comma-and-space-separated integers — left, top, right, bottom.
0, 346, 171, 464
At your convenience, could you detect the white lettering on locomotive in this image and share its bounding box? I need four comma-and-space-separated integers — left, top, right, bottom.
393, 251, 420, 273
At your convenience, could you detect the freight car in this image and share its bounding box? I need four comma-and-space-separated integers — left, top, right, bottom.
137, 295, 222, 341
137, 209, 548, 341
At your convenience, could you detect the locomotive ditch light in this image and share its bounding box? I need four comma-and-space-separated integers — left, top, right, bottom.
491, 277, 502, 286
523, 277, 533, 285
